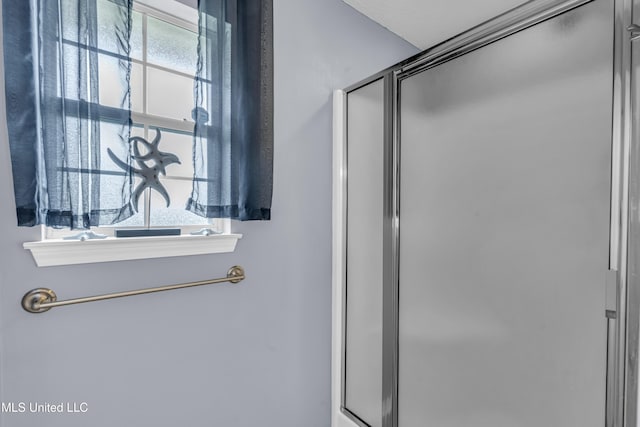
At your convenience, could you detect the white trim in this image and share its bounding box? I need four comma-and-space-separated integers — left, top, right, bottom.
24, 233, 242, 267
131, 111, 195, 133
134, 1, 198, 33
332, 90, 358, 427
132, 59, 197, 80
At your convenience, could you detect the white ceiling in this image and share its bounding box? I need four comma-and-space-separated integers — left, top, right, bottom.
343, 0, 529, 50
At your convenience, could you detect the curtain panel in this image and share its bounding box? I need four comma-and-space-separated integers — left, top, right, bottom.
2, 0, 134, 228
188, 0, 273, 221
3, 0, 273, 229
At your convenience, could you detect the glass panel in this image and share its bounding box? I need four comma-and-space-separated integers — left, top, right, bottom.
98, 53, 128, 109
156, 129, 194, 178
147, 15, 198, 75
344, 78, 384, 427
109, 213, 145, 227
397, 2, 613, 427
100, 123, 145, 227
131, 10, 143, 61
147, 67, 193, 121
149, 178, 208, 226
60, 0, 80, 43
96, 0, 141, 58
96, 0, 128, 54
99, 122, 133, 174
95, 3, 140, 108
130, 62, 144, 113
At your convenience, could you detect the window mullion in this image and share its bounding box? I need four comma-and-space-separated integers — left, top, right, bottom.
141, 11, 148, 118
141, 11, 151, 228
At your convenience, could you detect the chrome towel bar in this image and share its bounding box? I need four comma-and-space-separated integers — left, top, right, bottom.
21, 265, 245, 314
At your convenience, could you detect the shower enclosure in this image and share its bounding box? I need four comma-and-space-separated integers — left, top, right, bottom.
332, 0, 640, 426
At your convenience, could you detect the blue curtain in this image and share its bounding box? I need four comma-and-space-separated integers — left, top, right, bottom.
2, 0, 133, 228
3, 0, 272, 227
188, 0, 273, 221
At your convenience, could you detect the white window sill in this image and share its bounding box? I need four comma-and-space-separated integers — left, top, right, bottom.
23, 233, 242, 267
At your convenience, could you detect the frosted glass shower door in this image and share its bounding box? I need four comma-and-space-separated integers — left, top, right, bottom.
398, 1, 613, 426
343, 78, 385, 427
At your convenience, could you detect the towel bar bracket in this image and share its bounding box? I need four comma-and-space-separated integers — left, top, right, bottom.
21, 288, 58, 314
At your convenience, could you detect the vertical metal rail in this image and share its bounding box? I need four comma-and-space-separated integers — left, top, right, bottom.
607, 306, 619, 427
624, 0, 640, 423
609, 0, 628, 424
382, 72, 399, 427
340, 88, 349, 422
612, 0, 637, 425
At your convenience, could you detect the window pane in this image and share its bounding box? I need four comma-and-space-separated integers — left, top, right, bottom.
149, 178, 208, 226
131, 125, 145, 139
110, 211, 145, 227
131, 11, 143, 61
96, 0, 127, 54
154, 129, 193, 178
96, 0, 140, 59
98, 123, 145, 227
96, 55, 142, 112
60, 0, 79, 43
131, 62, 144, 113
99, 122, 126, 174
147, 16, 198, 75
98, 54, 128, 109
147, 67, 194, 120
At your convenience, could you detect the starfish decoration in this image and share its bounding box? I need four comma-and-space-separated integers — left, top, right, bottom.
108, 129, 181, 212
128, 129, 180, 175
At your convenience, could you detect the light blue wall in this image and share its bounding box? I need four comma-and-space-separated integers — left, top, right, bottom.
0, 1, 417, 426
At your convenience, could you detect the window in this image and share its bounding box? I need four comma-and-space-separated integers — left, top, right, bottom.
47, 0, 227, 239
3, 0, 272, 265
